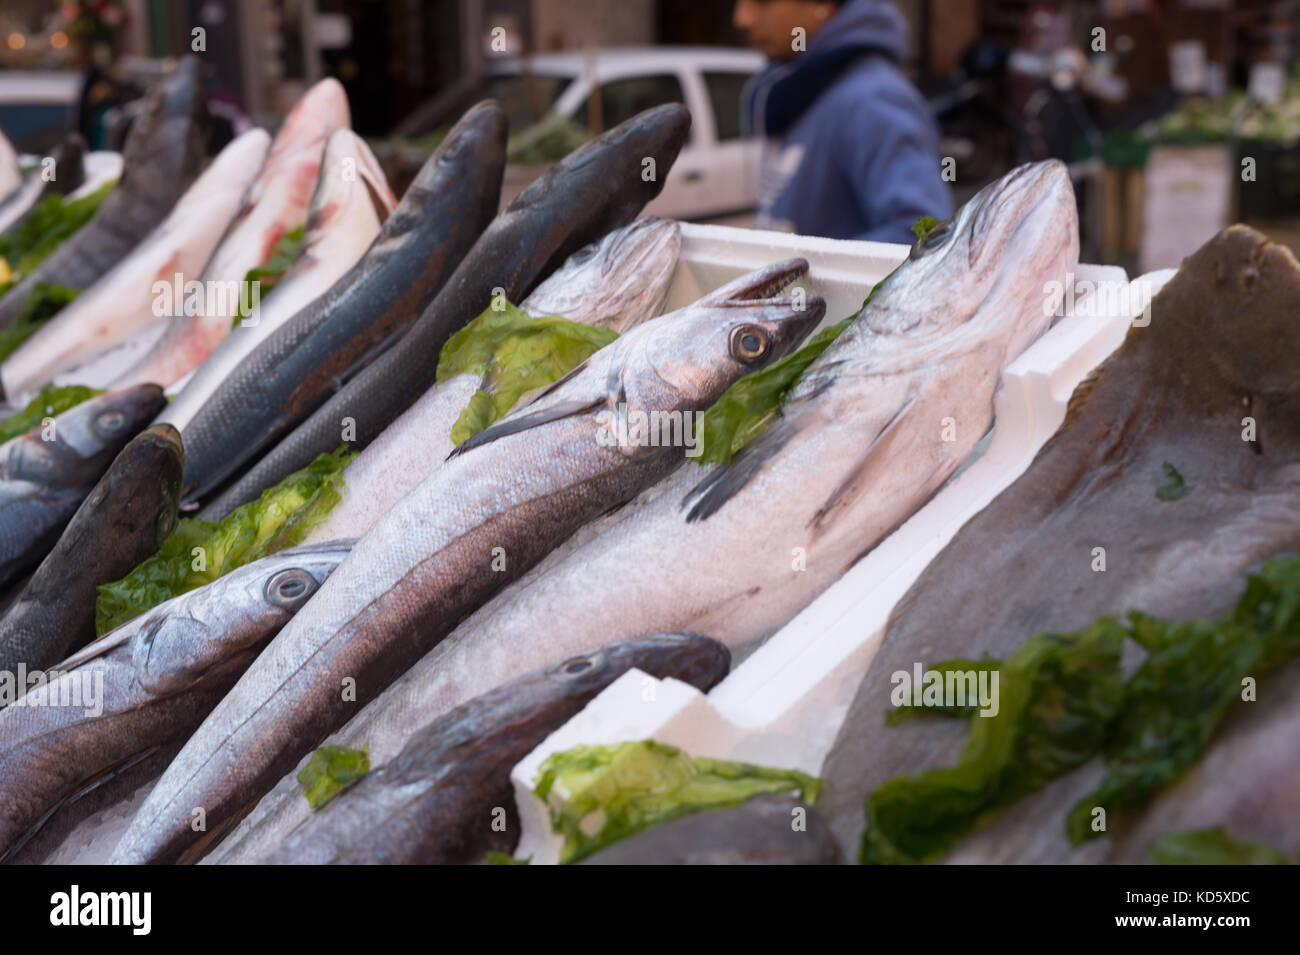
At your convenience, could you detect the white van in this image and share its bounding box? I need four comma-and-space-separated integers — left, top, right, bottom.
433, 47, 766, 221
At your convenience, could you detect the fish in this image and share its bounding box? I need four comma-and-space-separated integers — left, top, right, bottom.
0, 540, 352, 863
0, 129, 271, 399
0, 424, 182, 676
575, 795, 844, 865
303, 216, 682, 544
196, 103, 693, 519
818, 224, 1300, 861
0, 133, 87, 236
111, 258, 821, 864
0, 385, 166, 591
157, 130, 395, 432
173, 100, 508, 502
259, 633, 730, 864
0, 58, 207, 348
109, 77, 351, 390
214, 161, 1080, 863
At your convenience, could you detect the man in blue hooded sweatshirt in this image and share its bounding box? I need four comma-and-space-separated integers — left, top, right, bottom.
735, 0, 952, 243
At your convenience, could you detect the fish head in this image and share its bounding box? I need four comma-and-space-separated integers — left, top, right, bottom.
119, 56, 206, 178
5, 385, 167, 487
585, 632, 732, 693
863, 160, 1078, 359
129, 539, 354, 696
505, 104, 691, 292
291, 130, 396, 270
121, 423, 186, 543
523, 217, 682, 333
613, 257, 825, 417
264, 77, 351, 168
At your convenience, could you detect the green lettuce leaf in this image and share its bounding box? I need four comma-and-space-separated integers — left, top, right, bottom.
696, 315, 854, 465
534, 740, 823, 864
860, 623, 1126, 864
1155, 461, 1188, 501
94, 446, 354, 635
0, 180, 116, 296
1148, 828, 1296, 865
485, 852, 532, 865
233, 225, 304, 327
0, 284, 81, 361
437, 300, 618, 445
883, 657, 1002, 725
298, 745, 370, 810
1067, 554, 1300, 843
0, 384, 101, 444
860, 554, 1300, 863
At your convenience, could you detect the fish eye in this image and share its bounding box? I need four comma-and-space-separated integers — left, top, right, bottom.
94, 410, 127, 435
569, 243, 598, 264
265, 568, 318, 608
560, 655, 597, 676
730, 324, 771, 364
909, 221, 953, 260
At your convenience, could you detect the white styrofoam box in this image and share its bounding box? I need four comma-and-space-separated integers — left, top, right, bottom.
665, 223, 909, 330
510, 223, 1166, 864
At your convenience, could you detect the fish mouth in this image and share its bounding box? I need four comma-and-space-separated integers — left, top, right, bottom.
701, 257, 811, 306
138, 422, 185, 456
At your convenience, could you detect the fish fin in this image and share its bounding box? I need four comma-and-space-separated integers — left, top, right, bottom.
682, 378, 835, 523
808, 388, 919, 535
447, 397, 604, 458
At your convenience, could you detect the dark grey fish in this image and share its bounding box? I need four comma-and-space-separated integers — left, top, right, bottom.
260, 633, 730, 864
0, 541, 351, 863
0, 385, 166, 591
820, 225, 1300, 860
0, 424, 182, 676
577, 796, 844, 865
0, 58, 206, 346
199, 102, 692, 520
176, 101, 508, 502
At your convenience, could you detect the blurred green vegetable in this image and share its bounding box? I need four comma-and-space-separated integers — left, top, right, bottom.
94, 447, 355, 635
299, 745, 370, 810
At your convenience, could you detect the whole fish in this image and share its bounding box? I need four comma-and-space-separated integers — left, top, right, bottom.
576, 796, 844, 865
112, 258, 821, 864
0, 58, 206, 347
819, 224, 1300, 860
261, 633, 730, 864
304, 216, 682, 544
0, 424, 182, 676
218, 161, 1079, 862
175, 101, 508, 502
0, 129, 271, 399
110, 78, 351, 390
158, 129, 395, 431
0, 133, 86, 236
198, 103, 692, 518
0, 385, 165, 590
0, 541, 352, 863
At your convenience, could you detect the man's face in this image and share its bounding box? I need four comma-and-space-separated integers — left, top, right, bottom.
733, 0, 837, 62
